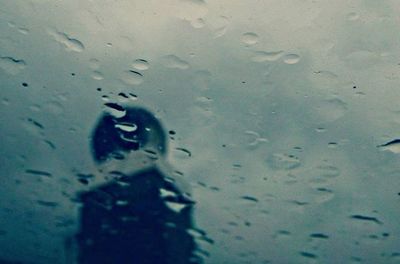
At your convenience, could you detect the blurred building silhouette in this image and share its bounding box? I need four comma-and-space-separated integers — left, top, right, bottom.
75, 106, 201, 264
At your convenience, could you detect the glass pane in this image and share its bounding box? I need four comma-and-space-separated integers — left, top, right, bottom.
1, 0, 399, 263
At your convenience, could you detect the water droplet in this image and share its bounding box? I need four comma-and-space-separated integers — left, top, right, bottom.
300, 252, 317, 259
114, 122, 138, 132
283, 54, 300, 64
48, 29, 85, 52
241, 32, 259, 45
118, 92, 128, 99
161, 55, 189, 70
159, 188, 178, 198
25, 169, 52, 177
313, 98, 347, 123
115, 200, 129, 206
128, 93, 138, 100
310, 233, 329, 239
251, 50, 284, 62
132, 59, 149, 71
328, 142, 338, 149
0, 56, 26, 75
350, 214, 383, 225
165, 201, 188, 213
89, 58, 100, 70
104, 103, 126, 118
91, 71, 104, 80
24, 118, 45, 136
314, 187, 335, 203
191, 18, 205, 29
76, 173, 94, 185
267, 153, 301, 170
244, 130, 268, 149
240, 196, 259, 203
378, 139, 400, 154
214, 26, 227, 38
173, 148, 192, 159
212, 16, 230, 38
121, 70, 144, 85
18, 27, 29, 35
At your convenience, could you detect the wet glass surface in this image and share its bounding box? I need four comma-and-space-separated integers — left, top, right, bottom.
1, 0, 400, 263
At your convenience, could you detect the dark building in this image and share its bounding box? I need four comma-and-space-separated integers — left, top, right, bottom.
75, 105, 201, 264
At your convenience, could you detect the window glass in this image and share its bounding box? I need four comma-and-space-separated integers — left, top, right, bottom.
1, 0, 400, 263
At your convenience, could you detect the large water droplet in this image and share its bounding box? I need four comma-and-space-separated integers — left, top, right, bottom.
18, 28, 29, 35
212, 16, 230, 38
159, 188, 178, 199
91, 71, 104, 80
173, 148, 192, 159
0, 56, 26, 75
283, 54, 301, 64
244, 130, 268, 149
378, 139, 400, 154
350, 214, 383, 225
121, 70, 144, 85
251, 50, 284, 62
48, 29, 85, 52
165, 201, 188, 213
104, 103, 126, 118
241, 32, 259, 45
314, 187, 335, 204
23, 118, 45, 137
132, 59, 149, 71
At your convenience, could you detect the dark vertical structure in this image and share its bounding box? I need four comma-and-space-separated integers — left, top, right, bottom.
76, 106, 200, 264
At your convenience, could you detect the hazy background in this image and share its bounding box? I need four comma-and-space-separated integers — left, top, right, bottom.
0, 0, 400, 263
